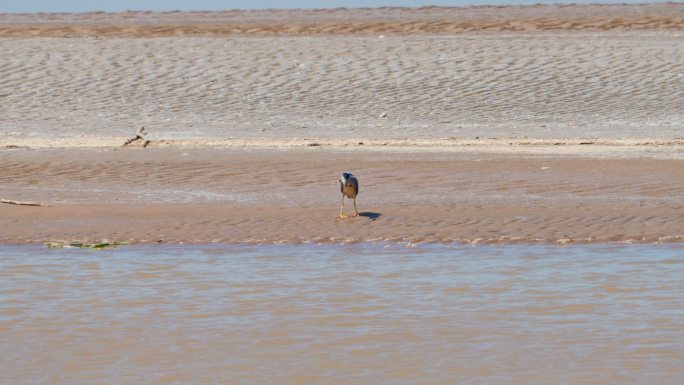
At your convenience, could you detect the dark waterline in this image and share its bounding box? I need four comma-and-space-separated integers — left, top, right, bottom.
2, 243, 683, 384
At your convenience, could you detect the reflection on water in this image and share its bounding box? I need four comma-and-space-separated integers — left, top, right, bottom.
1, 243, 683, 384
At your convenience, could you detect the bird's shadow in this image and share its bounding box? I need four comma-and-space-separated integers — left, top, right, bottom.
358, 211, 382, 221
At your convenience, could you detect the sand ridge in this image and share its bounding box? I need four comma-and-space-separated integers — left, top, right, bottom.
6, 137, 684, 159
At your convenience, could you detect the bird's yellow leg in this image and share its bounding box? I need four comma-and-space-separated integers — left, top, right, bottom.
352, 198, 358, 217
338, 194, 347, 218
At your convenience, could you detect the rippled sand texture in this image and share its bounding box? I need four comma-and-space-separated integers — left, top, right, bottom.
2, 244, 683, 384
2, 6, 683, 142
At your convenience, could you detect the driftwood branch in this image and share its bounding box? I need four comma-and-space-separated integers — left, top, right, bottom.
1, 199, 48, 207
122, 126, 151, 148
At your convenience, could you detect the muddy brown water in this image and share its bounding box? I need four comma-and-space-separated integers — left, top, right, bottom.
1, 243, 683, 384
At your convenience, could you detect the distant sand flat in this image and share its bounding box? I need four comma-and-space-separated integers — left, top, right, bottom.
1, 4, 683, 37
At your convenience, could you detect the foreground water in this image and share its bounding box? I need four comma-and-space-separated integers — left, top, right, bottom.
1, 243, 683, 385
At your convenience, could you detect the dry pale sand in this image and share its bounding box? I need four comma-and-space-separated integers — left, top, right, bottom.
1, 4, 683, 244
1, 4, 683, 141
2, 34, 682, 141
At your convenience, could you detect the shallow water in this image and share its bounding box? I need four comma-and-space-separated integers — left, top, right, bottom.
1, 243, 683, 384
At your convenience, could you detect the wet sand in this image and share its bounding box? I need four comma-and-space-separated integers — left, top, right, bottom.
3, 147, 684, 244
1, 3, 683, 244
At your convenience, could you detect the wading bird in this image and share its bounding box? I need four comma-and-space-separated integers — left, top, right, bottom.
339, 172, 359, 218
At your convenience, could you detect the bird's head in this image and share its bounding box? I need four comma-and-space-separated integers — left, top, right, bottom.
340, 172, 353, 184
340, 172, 354, 186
